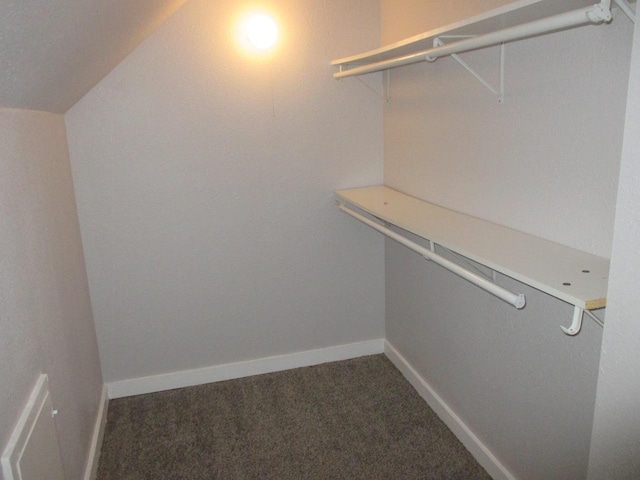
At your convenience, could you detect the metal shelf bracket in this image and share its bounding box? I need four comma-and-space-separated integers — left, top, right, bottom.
561, 306, 604, 335
433, 36, 505, 103
613, 0, 636, 23
339, 66, 391, 104
561, 306, 585, 336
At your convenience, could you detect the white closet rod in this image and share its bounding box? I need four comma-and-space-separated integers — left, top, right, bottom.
334, 2, 611, 79
339, 204, 526, 309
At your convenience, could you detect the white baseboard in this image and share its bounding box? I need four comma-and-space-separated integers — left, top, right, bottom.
101, 339, 511, 478
83, 385, 108, 480
384, 340, 515, 480
108, 339, 385, 399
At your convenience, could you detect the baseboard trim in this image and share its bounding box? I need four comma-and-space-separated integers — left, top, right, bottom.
107, 339, 385, 399
83, 385, 108, 480
384, 340, 515, 480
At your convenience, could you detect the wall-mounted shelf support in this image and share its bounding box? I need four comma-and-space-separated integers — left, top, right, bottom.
433, 36, 505, 102
342, 68, 391, 104
613, 0, 636, 22
338, 203, 527, 309
562, 306, 585, 336
561, 306, 605, 335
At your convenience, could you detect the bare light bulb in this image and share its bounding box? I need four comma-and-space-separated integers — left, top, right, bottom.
245, 14, 278, 50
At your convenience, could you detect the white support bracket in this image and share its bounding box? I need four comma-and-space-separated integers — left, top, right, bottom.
561, 306, 584, 336
561, 306, 604, 336
340, 65, 391, 104
433, 36, 505, 103
439, 243, 496, 282
613, 0, 636, 23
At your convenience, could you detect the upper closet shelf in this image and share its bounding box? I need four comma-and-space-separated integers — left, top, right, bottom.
332, 0, 615, 79
336, 186, 609, 311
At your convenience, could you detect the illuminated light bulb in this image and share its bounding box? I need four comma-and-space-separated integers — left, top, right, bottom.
245, 14, 278, 50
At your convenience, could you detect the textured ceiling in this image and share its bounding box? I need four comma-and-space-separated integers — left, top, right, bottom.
0, 0, 188, 113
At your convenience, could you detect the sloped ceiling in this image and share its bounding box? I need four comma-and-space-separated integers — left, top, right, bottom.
0, 0, 189, 113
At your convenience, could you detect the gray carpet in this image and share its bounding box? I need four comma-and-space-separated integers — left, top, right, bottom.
97, 355, 491, 479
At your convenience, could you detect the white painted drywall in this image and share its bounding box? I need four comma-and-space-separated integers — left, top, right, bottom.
0, 0, 188, 113
381, 1, 634, 478
0, 108, 103, 480
65, 0, 384, 384
588, 16, 640, 480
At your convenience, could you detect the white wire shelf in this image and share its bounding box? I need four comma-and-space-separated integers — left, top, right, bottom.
336, 186, 609, 311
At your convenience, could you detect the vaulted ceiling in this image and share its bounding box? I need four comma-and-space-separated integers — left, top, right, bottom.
0, 0, 188, 113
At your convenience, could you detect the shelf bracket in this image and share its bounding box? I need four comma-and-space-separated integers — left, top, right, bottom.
613, 0, 636, 23
561, 306, 604, 336
340, 65, 391, 104
561, 306, 584, 336
434, 36, 505, 103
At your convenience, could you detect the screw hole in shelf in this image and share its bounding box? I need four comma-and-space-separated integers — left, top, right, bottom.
563, 282, 571, 286
582, 270, 590, 273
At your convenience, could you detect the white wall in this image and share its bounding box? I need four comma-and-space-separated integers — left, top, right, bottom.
381, 1, 634, 478
0, 108, 103, 480
66, 0, 384, 384
588, 16, 640, 479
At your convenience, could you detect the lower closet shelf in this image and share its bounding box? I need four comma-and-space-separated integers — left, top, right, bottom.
336, 185, 608, 310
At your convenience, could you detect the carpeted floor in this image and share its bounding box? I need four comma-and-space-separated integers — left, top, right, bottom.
97, 355, 491, 479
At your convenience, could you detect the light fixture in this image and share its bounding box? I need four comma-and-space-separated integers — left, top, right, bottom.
245, 14, 278, 50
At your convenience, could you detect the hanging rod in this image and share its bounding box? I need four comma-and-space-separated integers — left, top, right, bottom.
338, 204, 526, 309
334, 2, 612, 79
